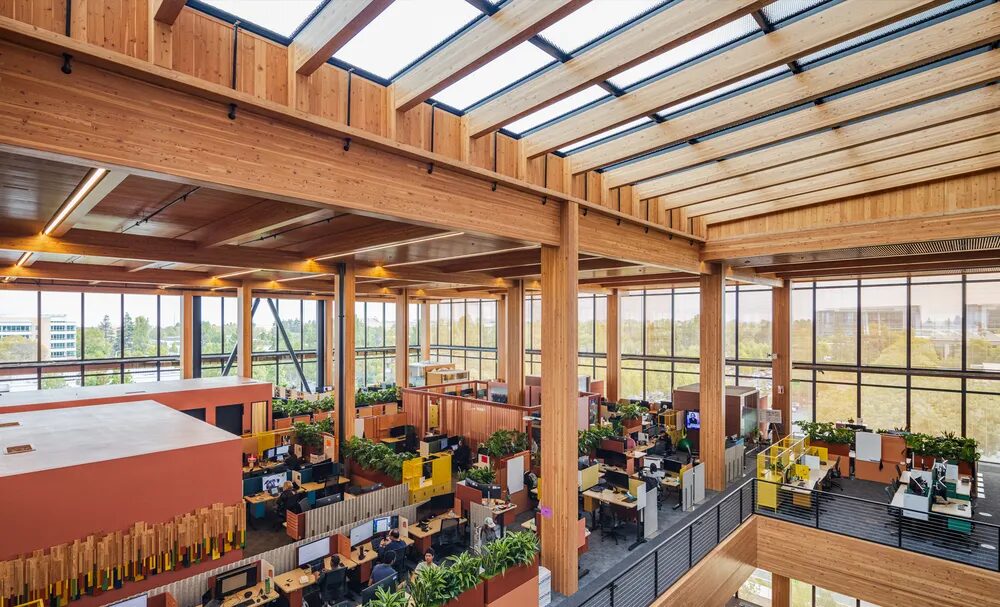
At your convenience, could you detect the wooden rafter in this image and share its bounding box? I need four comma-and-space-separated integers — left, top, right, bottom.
393, 0, 587, 112
183, 201, 334, 247
524, 0, 945, 159
152, 0, 186, 25
567, 5, 1000, 172
291, 0, 394, 76
464, 0, 766, 136
605, 52, 1000, 189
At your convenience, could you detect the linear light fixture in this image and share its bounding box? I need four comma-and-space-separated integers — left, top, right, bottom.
213, 268, 261, 280
312, 232, 465, 262
276, 273, 331, 283
42, 168, 109, 235
14, 252, 32, 267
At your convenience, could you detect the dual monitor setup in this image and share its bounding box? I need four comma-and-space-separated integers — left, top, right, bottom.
349, 514, 399, 549
462, 478, 502, 500
244, 460, 342, 497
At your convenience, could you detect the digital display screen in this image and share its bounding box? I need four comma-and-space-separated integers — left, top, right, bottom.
262, 472, 287, 493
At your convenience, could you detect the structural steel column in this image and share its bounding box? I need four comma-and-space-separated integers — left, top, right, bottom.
237, 283, 253, 379
505, 280, 525, 405
420, 301, 431, 361
772, 279, 793, 438
700, 263, 726, 491
496, 294, 507, 381
337, 264, 357, 439
606, 288, 622, 402
772, 572, 791, 607
540, 201, 579, 595
323, 298, 334, 391
395, 290, 410, 387
180, 291, 195, 379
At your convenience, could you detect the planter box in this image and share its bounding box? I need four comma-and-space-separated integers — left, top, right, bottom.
912, 454, 936, 470
348, 460, 398, 487
444, 582, 486, 607
484, 558, 538, 605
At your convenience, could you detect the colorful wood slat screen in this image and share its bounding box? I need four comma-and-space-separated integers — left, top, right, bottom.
0, 502, 245, 607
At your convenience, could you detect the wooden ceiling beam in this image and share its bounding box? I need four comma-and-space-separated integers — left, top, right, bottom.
666, 113, 1000, 210
491, 257, 635, 279
702, 208, 1000, 261
726, 266, 782, 287
526, 0, 944, 159
353, 265, 510, 288
772, 257, 1000, 278
754, 250, 1000, 274
48, 169, 129, 237
700, 146, 1000, 223
579, 272, 692, 286
464, 0, 765, 136
638, 87, 999, 200
606, 52, 1000, 189
296, 220, 449, 259
152, 0, 186, 26
428, 247, 542, 273
393, 0, 587, 112
291, 0, 394, 76
183, 201, 334, 248
568, 5, 1000, 172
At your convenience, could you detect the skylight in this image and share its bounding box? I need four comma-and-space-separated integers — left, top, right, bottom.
537, 0, 666, 55
656, 65, 790, 118
608, 14, 759, 90
761, 0, 830, 25
559, 117, 653, 154
505, 86, 610, 135
198, 0, 324, 38
432, 42, 554, 111
798, 0, 978, 66
334, 0, 482, 80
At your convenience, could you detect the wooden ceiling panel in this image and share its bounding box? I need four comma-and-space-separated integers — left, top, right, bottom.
0, 151, 89, 225
352, 234, 526, 267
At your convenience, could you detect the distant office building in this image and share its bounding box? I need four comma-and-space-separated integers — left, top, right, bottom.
0, 315, 78, 359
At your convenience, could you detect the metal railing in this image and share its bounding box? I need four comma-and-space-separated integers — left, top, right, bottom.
563, 479, 756, 607
563, 477, 999, 607
754, 478, 1000, 572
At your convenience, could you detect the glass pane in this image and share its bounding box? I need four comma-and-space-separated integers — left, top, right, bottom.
762, 0, 829, 24
815, 585, 858, 607
505, 86, 609, 134
198, 0, 324, 37
84, 293, 121, 359
911, 282, 962, 369
738, 288, 772, 360
124, 294, 158, 358
559, 118, 652, 154
911, 388, 961, 436
538, 0, 664, 54
41, 291, 79, 361
200, 297, 223, 355
579, 297, 595, 353
303, 300, 318, 350
860, 285, 906, 366
451, 300, 465, 346
792, 375, 813, 425
966, 280, 1000, 370
674, 291, 699, 357
482, 301, 497, 348
594, 296, 607, 354
159, 295, 181, 357
464, 301, 478, 347
385, 301, 398, 348
790, 580, 813, 607
657, 66, 788, 118
967, 392, 1000, 463
645, 293, 671, 356
792, 283, 813, 363
334, 0, 482, 80
725, 289, 736, 359
433, 43, 553, 110
861, 382, 906, 432
738, 568, 772, 606
223, 296, 238, 352
621, 294, 643, 355
816, 371, 857, 422
255, 297, 277, 352
279, 298, 302, 350
816, 285, 857, 365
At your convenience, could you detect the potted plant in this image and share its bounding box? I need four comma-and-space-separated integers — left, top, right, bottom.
481, 430, 529, 461
367, 586, 409, 607
482, 531, 540, 605
460, 466, 496, 485
445, 552, 486, 607
293, 421, 324, 455
614, 402, 649, 432
341, 436, 414, 483
410, 564, 456, 607
905, 432, 936, 469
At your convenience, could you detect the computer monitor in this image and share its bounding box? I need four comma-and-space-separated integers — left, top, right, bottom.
263, 447, 276, 460
311, 460, 334, 482
481, 484, 501, 500
361, 573, 398, 604
390, 425, 406, 438
242, 476, 263, 497
448, 435, 461, 447
214, 564, 258, 598
662, 459, 684, 474
275, 445, 290, 458
350, 521, 374, 547
685, 411, 701, 430
908, 476, 927, 496
464, 478, 481, 492
373, 515, 393, 535
422, 461, 433, 479
440, 438, 449, 451
262, 472, 287, 493
297, 537, 329, 568
315, 493, 343, 507
606, 470, 631, 490
108, 594, 148, 607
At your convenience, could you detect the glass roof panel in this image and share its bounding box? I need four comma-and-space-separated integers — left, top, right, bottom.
199, 0, 324, 38
608, 14, 759, 90
761, 0, 830, 25
538, 0, 666, 55
505, 86, 610, 135
798, 0, 978, 66
656, 65, 790, 118
559, 117, 653, 154
334, 0, 482, 80
432, 42, 555, 110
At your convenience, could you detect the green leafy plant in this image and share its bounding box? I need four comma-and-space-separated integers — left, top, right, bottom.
314, 417, 334, 435
578, 424, 616, 456
906, 432, 980, 462
460, 466, 496, 484
446, 551, 484, 594
481, 531, 538, 578
366, 586, 409, 607
615, 402, 649, 422
481, 430, 529, 459
314, 395, 336, 412
293, 421, 324, 450
356, 386, 401, 407
272, 398, 314, 419
409, 564, 454, 607
794, 421, 853, 445
340, 436, 415, 481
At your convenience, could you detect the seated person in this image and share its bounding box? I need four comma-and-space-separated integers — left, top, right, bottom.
413, 548, 436, 574
375, 529, 406, 559
276, 481, 298, 512
647, 462, 665, 481
329, 554, 342, 569
453, 438, 471, 471
370, 552, 396, 585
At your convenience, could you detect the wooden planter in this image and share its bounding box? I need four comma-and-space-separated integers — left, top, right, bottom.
621, 417, 642, 434
348, 460, 398, 487
444, 582, 486, 607
912, 454, 936, 470
484, 558, 538, 606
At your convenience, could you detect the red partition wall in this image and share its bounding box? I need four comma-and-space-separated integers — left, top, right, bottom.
0, 376, 271, 433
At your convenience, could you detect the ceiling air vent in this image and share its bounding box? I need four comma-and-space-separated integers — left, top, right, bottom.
4, 444, 34, 455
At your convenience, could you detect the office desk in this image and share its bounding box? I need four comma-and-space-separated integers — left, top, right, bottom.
216, 582, 279, 607
932, 499, 973, 533
243, 460, 282, 475
409, 513, 466, 552
275, 556, 356, 607
785, 463, 831, 508
349, 537, 414, 584
582, 488, 643, 543
483, 499, 517, 528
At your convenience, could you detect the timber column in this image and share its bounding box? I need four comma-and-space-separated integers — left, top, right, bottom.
700, 263, 726, 491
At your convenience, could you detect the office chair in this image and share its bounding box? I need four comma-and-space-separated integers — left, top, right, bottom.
323, 477, 341, 497
598, 502, 625, 545
826, 457, 844, 491
391, 546, 409, 579
434, 517, 463, 557
318, 567, 347, 605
